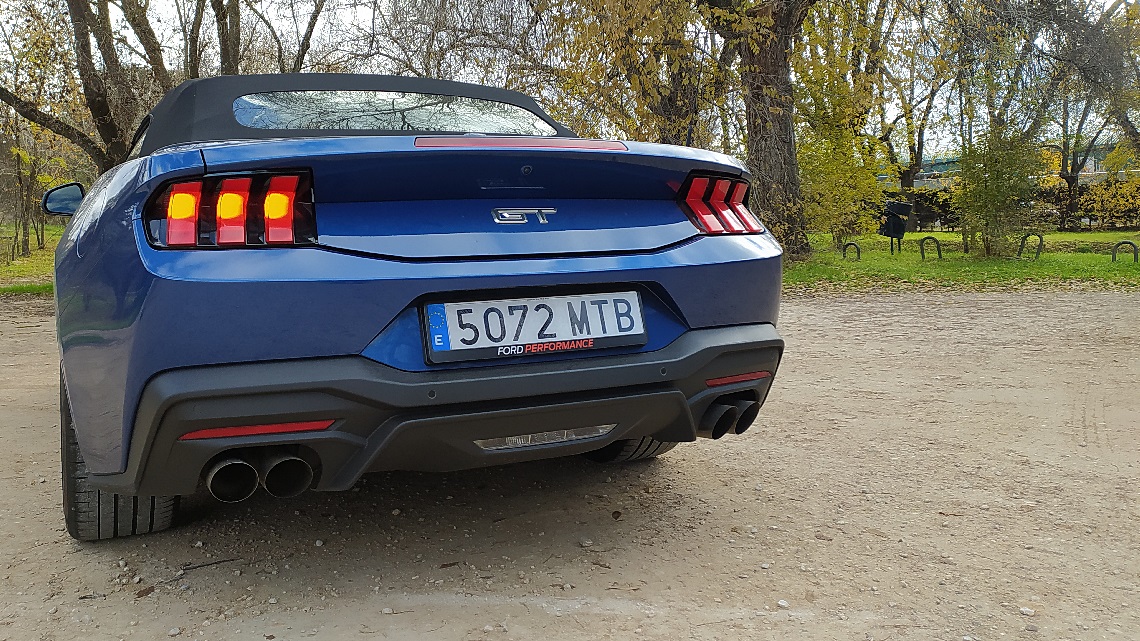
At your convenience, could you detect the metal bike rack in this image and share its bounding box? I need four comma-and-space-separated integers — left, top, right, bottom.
1112, 240, 1138, 263
842, 242, 861, 260
919, 236, 942, 260
1018, 233, 1044, 260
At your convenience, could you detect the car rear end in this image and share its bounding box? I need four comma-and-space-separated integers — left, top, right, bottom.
56, 79, 783, 524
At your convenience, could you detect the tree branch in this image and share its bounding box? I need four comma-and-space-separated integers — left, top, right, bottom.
292, 0, 327, 73
243, 0, 287, 72
63, 0, 127, 165
0, 84, 112, 171
118, 0, 175, 92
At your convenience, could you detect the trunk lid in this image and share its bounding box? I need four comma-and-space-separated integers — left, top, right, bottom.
199, 136, 746, 259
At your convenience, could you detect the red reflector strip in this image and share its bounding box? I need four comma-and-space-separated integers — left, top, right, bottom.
709, 179, 747, 233
705, 371, 773, 387
414, 137, 628, 150
178, 419, 335, 441
684, 177, 725, 233
728, 181, 765, 233
166, 182, 201, 246
263, 175, 299, 244
215, 178, 251, 245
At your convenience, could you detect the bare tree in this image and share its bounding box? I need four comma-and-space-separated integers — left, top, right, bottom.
704, 0, 820, 256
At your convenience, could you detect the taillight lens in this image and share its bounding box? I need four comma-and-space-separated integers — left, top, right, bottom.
165, 182, 201, 246
679, 174, 766, 235
145, 172, 316, 248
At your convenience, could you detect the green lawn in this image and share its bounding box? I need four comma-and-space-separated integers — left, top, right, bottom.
4, 225, 1140, 296
0, 225, 63, 294
788, 231, 1140, 291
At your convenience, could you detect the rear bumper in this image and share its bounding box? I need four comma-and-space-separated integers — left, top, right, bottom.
89, 323, 783, 495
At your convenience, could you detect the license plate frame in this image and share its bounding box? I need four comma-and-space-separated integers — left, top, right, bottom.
423, 291, 648, 363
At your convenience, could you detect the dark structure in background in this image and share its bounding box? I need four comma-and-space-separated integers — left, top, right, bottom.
878, 201, 911, 254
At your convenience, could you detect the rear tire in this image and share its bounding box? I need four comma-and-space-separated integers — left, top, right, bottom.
584, 437, 677, 463
61, 377, 178, 541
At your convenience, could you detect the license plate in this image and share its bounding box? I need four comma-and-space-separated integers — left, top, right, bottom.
424, 291, 647, 363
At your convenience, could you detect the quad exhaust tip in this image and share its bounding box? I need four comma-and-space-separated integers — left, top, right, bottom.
732, 400, 760, 435
206, 452, 315, 502
205, 458, 260, 503
697, 403, 740, 440
697, 397, 761, 439
259, 454, 314, 499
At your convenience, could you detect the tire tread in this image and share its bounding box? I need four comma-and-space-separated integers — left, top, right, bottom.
61, 377, 177, 541
584, 437, 678, 463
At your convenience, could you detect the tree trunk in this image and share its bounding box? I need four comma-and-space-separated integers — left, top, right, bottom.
900, 162, 919, 231
211, 0, 242, 75
738, 28, 811, 257
13, 151, 30, 258
1062, 174, 1079, 230
186, 0, 208, 78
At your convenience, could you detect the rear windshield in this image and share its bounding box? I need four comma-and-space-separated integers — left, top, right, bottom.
233, 90, 558, 136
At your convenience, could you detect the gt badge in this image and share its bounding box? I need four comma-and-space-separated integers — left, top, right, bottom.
491, 208, 556, 224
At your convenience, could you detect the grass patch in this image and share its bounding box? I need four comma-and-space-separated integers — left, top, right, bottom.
0, 282, 53, 295
0, 225, 63, 294
6, 225, 1140, 297
788, 232, 1140, 291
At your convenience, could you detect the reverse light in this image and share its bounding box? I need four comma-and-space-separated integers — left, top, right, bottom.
473, 424, 617, 451
679, 174, 766, 235
146, 172, 315, 248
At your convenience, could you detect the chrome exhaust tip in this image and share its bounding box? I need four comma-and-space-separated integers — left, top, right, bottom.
206, 458, 260, 503
259, 454, 314, 499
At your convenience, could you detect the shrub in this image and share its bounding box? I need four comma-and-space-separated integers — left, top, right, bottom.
1080, 178, 1140, 229
798, 127, 887, 248
952, 131, 1046, 256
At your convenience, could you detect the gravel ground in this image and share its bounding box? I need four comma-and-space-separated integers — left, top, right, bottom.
0, 291, 1137, 640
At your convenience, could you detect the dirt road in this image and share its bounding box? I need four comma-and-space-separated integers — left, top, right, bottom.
1, 292, 1137, 641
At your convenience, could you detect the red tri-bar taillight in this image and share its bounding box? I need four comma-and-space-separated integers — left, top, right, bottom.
215, 178, 251, 245
264, 175, 299, 244
679, 174, 766, 235
165, 182, 202, 246
146, 172, 315, 248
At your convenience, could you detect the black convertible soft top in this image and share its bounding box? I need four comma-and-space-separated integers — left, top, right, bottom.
136, 74, 575, 156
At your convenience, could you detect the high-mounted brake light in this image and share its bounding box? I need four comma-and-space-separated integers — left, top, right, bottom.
414, 137, 628, 151
166, 182, 201, 246
679, 174, 766, 235
145, 172, 315, 249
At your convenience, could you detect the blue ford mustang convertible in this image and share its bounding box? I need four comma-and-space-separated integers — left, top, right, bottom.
43, 74, 784, 540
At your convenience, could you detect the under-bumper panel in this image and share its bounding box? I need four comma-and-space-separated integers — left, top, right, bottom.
90, 323, 782, 495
